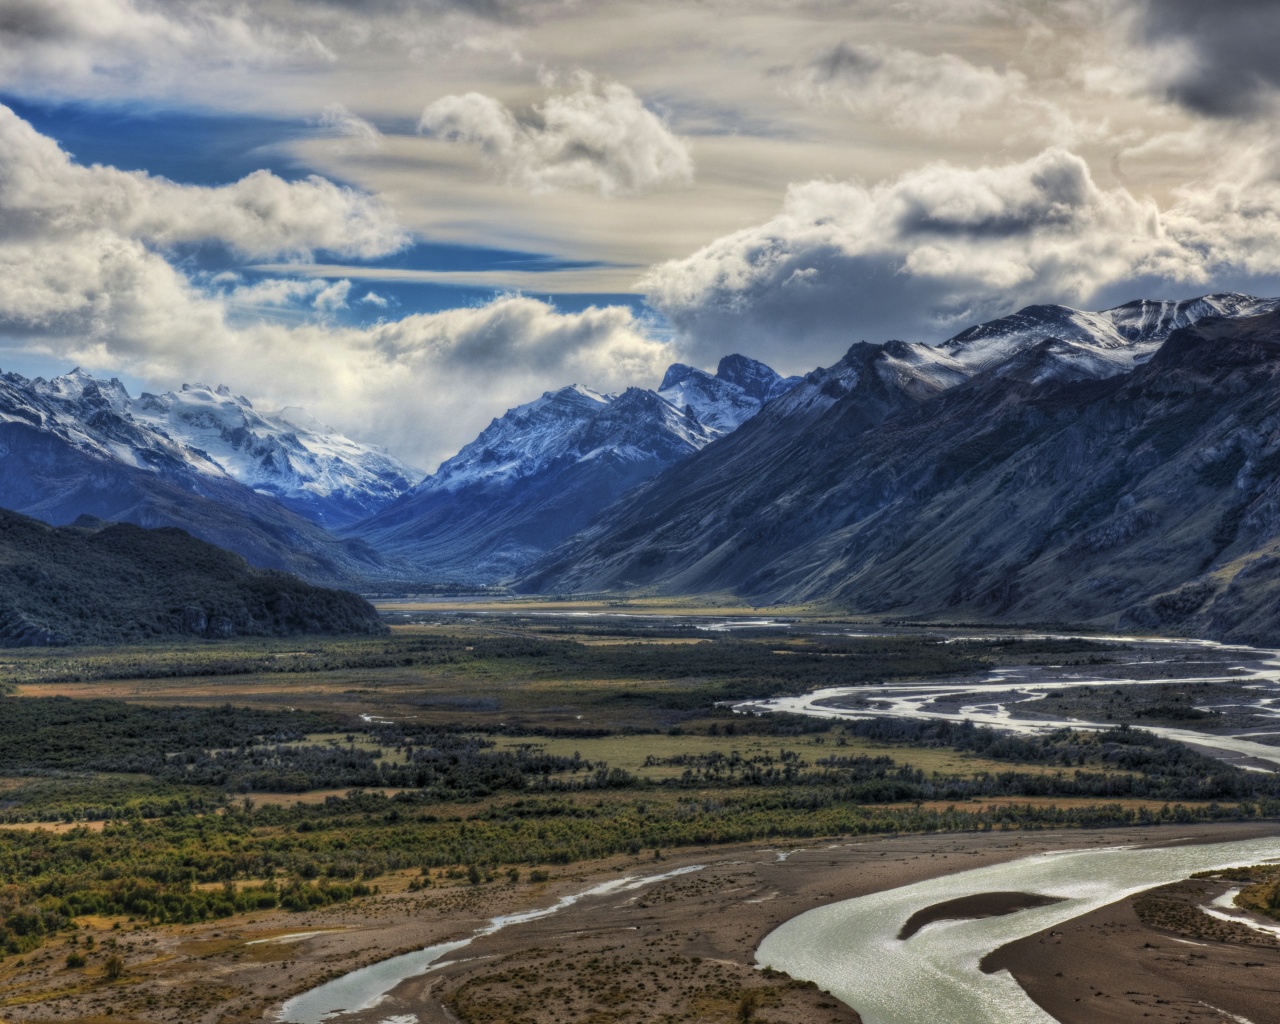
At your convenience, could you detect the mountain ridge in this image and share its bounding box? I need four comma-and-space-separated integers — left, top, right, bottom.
345, 354, 797, 582
519, 295, 1280, 643
0, 507, 385, 646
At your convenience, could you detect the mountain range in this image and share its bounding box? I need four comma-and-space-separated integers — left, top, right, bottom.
522, 293, 1280, 643
0, 353, 796, 586
345, 355, 799, 581
0, 368, 396, 585
8, 291, 1280, 644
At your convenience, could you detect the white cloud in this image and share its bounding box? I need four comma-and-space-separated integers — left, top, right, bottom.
0, 0, 525, 105
419, 73, 694, 196
0, 105, 406, 259
640, 146, 1254, 364
0, 105, 675, 467
787, 42, 1029, 135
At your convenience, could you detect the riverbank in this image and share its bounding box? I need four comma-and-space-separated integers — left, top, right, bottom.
985, 871, 1280, 1023
3, 823, 1276, 1024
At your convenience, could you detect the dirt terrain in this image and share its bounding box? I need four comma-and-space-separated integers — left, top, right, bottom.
986, 869, 1280, 1023
8, 823, 1278, 1024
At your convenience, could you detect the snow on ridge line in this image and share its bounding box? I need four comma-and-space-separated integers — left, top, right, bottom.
417, 355, 792, 495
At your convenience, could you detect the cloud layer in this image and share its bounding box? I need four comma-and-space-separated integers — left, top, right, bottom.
1126, 0, 1280, 117
642, 144, 1280, 365
787, 42, 1029, 135
0, 105, 670, 468
1, 0, 1280, 469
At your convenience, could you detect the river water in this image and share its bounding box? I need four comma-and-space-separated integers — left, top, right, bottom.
277, 865, 704, 1024
756, 835, 1280, 1024
736, 634, 1280, 770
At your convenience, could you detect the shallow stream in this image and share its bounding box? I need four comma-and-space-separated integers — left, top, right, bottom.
276, 865, 704, 1024
756, 836, 1280, 1024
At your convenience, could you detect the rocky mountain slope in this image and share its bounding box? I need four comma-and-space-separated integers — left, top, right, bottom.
0, 508, 385, 646
47, 370, 419, 527
348, 356, 797, 581
0, 369, 388, 586
521, 295, 1280, 643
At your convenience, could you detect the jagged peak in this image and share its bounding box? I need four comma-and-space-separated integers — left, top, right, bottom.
659, 362, 704, 391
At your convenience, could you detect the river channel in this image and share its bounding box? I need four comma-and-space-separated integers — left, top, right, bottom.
735, 633, 1280, 770
757, 835, 1280, 1024
277, 865, 704, 1024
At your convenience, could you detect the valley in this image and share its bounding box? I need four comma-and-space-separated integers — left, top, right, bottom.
4, 611, 1280, 1024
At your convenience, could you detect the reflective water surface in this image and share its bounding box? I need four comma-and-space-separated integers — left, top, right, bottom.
756, 836, 1280, 1024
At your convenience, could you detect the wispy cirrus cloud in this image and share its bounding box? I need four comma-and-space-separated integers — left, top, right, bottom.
784, 42, 1029, 135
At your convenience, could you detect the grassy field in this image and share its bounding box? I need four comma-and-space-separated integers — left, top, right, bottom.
1, 616, 1277, 1024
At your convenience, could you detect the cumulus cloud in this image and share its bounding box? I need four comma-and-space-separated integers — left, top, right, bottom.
1124, 0, 1280, 117
0, 105, 406, 259
419, 73, 693, 195
640, 144, 1280, 364
0, 106, 670, 468
787, 41, 1031, 135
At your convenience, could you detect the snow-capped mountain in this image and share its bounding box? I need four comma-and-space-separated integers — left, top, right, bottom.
348, 354, 793, 581
521, 293, 1280, 618
422, 384, 616, 495
658, 355, 801, 436
1, 368, 226, 481
20, 369, 420, 527
940, 292, 1280, 382
126, 383, 421, 526
0, 368, 387, 585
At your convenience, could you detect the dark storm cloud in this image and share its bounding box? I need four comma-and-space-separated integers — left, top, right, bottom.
0, 1, 76, 39
1130, 0, 1280, 116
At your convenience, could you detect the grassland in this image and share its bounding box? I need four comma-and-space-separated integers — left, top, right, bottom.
1, 615, 1277, 1022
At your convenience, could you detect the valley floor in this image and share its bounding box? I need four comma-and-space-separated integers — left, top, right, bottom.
6, 614, 1280, 1024
9, 823, 1279, 1024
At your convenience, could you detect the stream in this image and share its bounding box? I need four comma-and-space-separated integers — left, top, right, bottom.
756, 835, 1280, 1024
735, 634, 1280, 770
276, 865, 704, 1024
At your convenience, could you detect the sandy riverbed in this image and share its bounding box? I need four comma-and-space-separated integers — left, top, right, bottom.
5, 822, 1278, 1024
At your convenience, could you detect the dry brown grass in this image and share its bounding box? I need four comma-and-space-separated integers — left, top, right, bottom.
0, 820, 107, 833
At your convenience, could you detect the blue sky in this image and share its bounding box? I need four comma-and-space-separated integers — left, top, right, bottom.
4, 93, 649, 335
2, 1, 1280, 467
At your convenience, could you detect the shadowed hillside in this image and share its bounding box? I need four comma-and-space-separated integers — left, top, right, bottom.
0, 509, 386, 646
521, 309, 1280, 644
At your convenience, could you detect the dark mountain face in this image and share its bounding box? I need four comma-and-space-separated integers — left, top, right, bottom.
520, 308, 1280, 644
0, 508, 385, 646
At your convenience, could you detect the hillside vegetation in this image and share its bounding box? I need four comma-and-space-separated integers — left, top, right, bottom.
0, 508, 385, 646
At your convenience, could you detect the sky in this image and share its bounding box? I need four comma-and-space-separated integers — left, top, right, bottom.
3, 0, 1280, 471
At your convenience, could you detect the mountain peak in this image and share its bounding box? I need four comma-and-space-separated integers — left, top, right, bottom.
714, 353, 788, 402
659, 363, 701, 392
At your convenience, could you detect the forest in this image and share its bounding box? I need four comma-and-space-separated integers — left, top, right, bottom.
0, 623, 1270, 962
